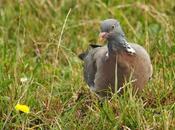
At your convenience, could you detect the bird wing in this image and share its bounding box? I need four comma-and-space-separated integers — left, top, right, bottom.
84, 46, 108, 91
83, 48, 98, 88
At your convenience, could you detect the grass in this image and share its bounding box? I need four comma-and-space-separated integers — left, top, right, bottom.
0, 0, 175, 129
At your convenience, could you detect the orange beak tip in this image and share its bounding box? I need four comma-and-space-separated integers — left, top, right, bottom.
98, 37, 106, 44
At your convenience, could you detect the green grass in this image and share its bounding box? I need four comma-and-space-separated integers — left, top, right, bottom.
0, 0, 175, 129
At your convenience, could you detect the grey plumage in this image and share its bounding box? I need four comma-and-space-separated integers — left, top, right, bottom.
79, 19, 153, 96
79, 44, 152, 96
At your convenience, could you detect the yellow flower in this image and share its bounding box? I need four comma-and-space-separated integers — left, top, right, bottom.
15, 104, 30, 113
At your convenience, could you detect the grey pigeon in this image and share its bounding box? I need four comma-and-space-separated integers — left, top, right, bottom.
79, 19, 153, 96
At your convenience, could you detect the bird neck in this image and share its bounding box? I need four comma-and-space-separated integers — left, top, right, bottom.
107, 35, 127, 55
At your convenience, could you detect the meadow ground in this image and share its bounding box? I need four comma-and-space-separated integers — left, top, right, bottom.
0, 0, 175, 129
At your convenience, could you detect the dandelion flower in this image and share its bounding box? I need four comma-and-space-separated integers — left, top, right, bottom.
15, 104, 30, 113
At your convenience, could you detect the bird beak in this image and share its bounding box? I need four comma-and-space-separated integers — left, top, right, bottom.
99, 32, 108, 39
98, 32, 108, 44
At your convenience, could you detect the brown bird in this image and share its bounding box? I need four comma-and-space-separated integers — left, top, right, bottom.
79, 19, 153, 96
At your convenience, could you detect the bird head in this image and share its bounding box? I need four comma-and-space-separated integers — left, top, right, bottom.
99, 19, 135, 55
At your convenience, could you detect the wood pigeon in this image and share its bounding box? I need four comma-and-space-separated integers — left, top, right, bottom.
79, 19, 153, 96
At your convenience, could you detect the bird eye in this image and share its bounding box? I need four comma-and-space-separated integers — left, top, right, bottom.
111, 24, 115, 30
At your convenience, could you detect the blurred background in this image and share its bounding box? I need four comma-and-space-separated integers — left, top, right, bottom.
0, 0, 175, 129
